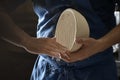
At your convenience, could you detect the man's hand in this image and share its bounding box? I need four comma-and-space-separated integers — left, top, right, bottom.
65, 37, 104, 63
23, 37, 70, 61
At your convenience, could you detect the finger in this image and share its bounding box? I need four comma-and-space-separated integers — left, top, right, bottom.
46, 38, 70, 57
44, 46, 67, 59
51, 42, 71, 59
50, 47, 70, 60
45, 44, 64, 53
55, 42, 68, 50
53, 52, 61, 58
61, 57, 71, 63
53, 48, 70, 59
49, 41, 70, 54
46, 49, 71, 62
51, 52, 70, 61
60, 51, 70, 59
49, 38, 68, 51
75, 37, 84, 44
51, 37, 56, 41
60, 52, 71, 61
45, 48, 60, 58
51, 37, 68, 50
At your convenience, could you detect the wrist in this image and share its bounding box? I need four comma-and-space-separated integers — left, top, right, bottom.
97, 38, 111, 52
20, 35, 33, 48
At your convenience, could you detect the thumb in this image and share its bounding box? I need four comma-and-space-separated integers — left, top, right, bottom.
76, 37, 90, 44
76, 37, 84, 44
52, 37, 56, 41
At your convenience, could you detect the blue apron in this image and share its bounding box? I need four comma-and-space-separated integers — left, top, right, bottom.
30, 0, 118, 80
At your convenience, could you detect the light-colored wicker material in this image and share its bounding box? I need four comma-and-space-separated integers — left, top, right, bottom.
55, 8, 89, 52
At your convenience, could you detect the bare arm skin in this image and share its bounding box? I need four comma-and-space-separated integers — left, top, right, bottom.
100, 24, 120, 50
0, 0, 70, 60
67, 24, 120, 63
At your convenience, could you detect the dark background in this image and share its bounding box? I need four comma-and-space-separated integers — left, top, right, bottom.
0, 0, 120, 80
0, 0, 37, 80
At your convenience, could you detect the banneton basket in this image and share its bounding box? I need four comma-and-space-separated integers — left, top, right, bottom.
55, 8, 90, 52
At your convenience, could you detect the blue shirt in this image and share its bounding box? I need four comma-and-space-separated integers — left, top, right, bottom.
33, 0, 115, 37
32, 0, 116, 67
30, 1, 118, 80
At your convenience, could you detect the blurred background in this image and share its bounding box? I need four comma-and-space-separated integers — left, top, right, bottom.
114, 0, 120, 79
0, 0, 120, 80
0, 0, 37, 80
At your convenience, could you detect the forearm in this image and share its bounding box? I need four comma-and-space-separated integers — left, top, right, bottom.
99, 24, 120, 51
0, 11, 31, 48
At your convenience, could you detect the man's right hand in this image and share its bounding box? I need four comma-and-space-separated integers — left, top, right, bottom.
23, 37, 70, 61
